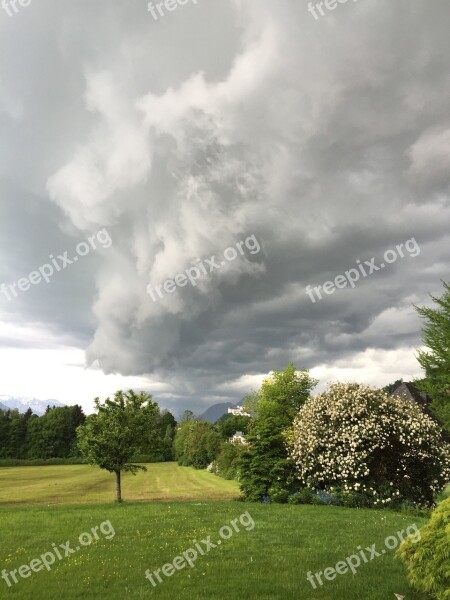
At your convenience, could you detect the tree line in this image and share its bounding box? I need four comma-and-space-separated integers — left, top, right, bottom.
173, 410, 250, 477
0, 405, 85, 460
0, 401, 177, 463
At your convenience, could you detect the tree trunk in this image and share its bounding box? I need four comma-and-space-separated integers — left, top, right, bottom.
115, 470, 122, 503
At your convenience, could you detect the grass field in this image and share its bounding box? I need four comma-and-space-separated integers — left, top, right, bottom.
0, 501, 428, 600
0, 463, 442, 599
0, 463, 239, 504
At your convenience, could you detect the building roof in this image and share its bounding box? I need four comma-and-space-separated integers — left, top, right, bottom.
391, 382, 431, 411
391, 381, 449, 440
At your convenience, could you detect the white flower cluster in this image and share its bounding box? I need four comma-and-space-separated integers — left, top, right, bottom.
289, 383, 450, 507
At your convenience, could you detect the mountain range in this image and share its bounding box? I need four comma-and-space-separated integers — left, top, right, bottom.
0, 396, 66, 416
0, 396, 243, 421
199, 402, 244, 423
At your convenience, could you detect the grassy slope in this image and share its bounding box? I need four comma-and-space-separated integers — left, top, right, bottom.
0, 501, 427, 600
0, 463, 239, 504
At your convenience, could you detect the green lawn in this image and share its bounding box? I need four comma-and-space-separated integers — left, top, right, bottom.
0, 463, 440, 599
0, 462, 239, 504
0, 501, 428, 600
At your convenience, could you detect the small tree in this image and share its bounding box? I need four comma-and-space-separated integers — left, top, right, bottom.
415, 281, 450, 432
240, 364, 318, 502
77, 390, 160, 502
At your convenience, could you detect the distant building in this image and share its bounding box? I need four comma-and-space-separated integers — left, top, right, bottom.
391, 382, 449, 440
391, 382, 433, 414
227, 406, 250, 417
229, 431, 248, 445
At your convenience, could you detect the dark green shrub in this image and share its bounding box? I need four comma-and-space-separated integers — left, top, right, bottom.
287, 488, 316, 505
214, 442, 244, 480
268, 485, 290, 503
339, 490, 370, 508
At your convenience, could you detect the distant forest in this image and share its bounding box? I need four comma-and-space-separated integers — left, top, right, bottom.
0, 405, 177, 461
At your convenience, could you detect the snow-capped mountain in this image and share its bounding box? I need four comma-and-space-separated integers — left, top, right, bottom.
0, 396, 66, 416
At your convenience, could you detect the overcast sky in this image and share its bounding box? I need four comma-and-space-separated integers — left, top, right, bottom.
0, 0, 449, 416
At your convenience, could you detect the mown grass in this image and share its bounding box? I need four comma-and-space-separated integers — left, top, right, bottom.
0, 501, 428, 600
0, 464, 443, 599
0, 462, 239, 505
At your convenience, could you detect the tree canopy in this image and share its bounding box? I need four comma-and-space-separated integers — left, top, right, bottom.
76, 390, 160, 502
240, 363, 318, 502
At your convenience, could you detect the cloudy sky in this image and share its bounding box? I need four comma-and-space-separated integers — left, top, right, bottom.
0, 0, 449, 416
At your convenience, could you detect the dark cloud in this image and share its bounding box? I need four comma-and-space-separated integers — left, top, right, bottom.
1, 0, 449, 412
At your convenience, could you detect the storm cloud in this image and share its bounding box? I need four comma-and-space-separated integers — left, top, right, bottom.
1, 0, 449, 414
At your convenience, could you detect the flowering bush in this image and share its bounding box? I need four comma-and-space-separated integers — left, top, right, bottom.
288, 383, 450, 508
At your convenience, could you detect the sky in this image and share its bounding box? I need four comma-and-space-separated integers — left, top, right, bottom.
0, 0, 449, 416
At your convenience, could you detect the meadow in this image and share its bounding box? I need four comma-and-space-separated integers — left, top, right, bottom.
0, 463, 239, 504
0, 463, 439, 599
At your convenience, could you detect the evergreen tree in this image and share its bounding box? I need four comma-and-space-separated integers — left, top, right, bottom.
0, 410, 11, 458
9, 410, 27, 458
415, 281, 450, 432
